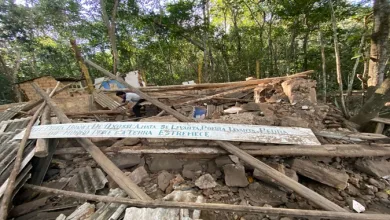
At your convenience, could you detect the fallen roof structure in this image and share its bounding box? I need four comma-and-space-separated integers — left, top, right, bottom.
0, 64, 390, 220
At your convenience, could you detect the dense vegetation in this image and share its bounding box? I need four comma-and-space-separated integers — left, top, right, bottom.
0, 0, 388, 106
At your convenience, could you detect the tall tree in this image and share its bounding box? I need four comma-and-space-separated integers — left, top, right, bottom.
330, 0, 349, 118
367, 0, 389, 87
100, 0, 120, 76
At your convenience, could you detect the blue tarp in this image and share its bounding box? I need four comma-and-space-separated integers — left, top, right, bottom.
100, 80, 126, 89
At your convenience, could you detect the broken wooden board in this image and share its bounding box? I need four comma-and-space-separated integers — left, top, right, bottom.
15, 122, 321, 145
291, 159, 349, 190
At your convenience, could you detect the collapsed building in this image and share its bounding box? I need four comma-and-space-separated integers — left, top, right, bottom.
0, 65, 390, 220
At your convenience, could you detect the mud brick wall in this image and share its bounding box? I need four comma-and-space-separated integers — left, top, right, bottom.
18, 76, 70, 101
54, 95, 91, 113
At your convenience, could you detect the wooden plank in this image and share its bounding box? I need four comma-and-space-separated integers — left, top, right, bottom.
53, 144, 390, 158
291, 159, 349, 190
372, 117, 390, 124
24, 184, 390, 220
85, 60, 345, 212
34, 89, 52, 157
31, 83, 151, 202
16, 122, 321, 146
139, 70, 314, 91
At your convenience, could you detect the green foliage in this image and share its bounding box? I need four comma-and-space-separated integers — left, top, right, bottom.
0, 0, 374, 102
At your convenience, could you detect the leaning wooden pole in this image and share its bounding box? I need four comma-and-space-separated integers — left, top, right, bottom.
31, 83, 151, 202
85, 59, 346, 212
24, 184, 389, 220
70, 39, 94, 93
0, 83, 59, 219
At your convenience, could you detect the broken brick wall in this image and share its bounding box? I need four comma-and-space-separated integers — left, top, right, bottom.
18, 76, 70, 101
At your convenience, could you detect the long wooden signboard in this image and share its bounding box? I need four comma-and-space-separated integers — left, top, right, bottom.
14, 122, 321, 145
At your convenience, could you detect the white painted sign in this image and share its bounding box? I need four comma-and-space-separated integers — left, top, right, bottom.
14, 122, 321, 145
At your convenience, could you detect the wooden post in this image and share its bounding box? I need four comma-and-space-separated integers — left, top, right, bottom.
34, 89, 52, 157
0, 83, 60, 220
198, 61, 202, 84
31, 83, 151, 202
375, 123, 385, 134
70, 39, 95, 94
24, 184, 390, 220
256, 60, 260, 79
84, 59, 345, 212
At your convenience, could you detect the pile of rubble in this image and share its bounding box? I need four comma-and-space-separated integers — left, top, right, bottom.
1, 67, 390, 220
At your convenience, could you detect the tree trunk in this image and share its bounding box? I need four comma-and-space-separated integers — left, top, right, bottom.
367, 0, 390, 87
347, 30, 366, 95
100, 0, 120, 76
319, 29, 327, 103
350, 77, 390, 127
330, 0, 350, 118
267, 15, 274, 77
302, 15, 310, 71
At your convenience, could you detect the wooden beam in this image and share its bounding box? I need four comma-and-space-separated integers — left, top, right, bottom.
65, 110, 124, 116
0, 83, 60, 220
372, 117, 390, 125
54, 144, 390, 158
375, 122, 385, 134
136, 70, 314, 91
84, 60, 345, 212
24, 184, 390, 220
176, 85, 256, 106
34, 89, 53, 157
31, 83, 151, 201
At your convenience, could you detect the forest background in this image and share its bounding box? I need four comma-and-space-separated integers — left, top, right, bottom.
0, 0, 388, 112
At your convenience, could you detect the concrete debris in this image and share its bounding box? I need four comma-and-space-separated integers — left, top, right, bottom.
223, 164, 249, 187
244, 182, 288, 206
110, 154, 142, 169
124, 207, 180, 220
352, 200, 366, 213
90, 137, 118, 147
215, 155, 237, 168
195, 174, 217, 189
147, 155, 184, 172
182, 162, 203, 180
291, 159, 349, 190
110, 138, 140, 148
281, 78, 317, 105
280, 116, 310, 128
355, 159, 390, 178
253, 163, 298, 191
158, 171, 174, 191
127, 166, 149, 185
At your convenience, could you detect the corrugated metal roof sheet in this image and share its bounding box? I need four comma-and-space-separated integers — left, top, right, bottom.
67, 166, 108, 194
0, 117, 32, 133
0, 117, 35, 198
0, 103, 27, 122
93, 92, 126, 111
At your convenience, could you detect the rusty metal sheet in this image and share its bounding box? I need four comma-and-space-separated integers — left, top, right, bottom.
0, 103, 27, 122
15, 122, 321, 145
93, 92, 126, 111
